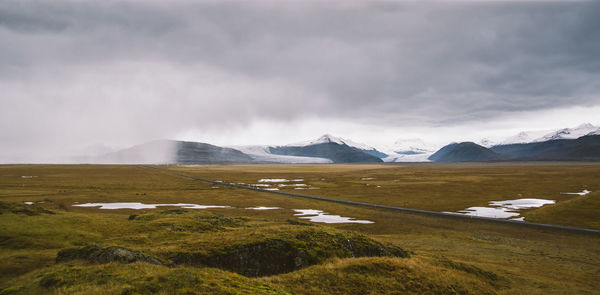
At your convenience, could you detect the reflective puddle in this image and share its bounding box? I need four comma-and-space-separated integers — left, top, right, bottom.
447, 198, 556, 220
258, 179, 304, 183
293, 209, 374, 224
561, 189, 591, 196
73, 203, 230, 210
252, 179, 318, 190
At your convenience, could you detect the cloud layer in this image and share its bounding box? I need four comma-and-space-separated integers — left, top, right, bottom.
1, 0, 599, 161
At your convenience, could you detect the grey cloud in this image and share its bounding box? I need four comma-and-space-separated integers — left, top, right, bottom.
1, 0, 599, 161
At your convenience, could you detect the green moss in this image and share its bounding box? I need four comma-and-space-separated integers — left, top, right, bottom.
56, 245, 163, 265
266, 257, 498, 295
0, 202, 54, 216
12, 263, 288, 295
436, 256, 508, 289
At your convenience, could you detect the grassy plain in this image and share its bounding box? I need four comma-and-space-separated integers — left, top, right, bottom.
0, 164, 599, 294
168, 163, 600, 228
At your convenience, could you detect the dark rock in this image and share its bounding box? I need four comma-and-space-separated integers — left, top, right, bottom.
56, 245, 162, 265
127, 215, 138, 220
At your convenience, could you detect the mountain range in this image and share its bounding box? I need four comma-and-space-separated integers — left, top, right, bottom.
480, 123, 600, 147
86, 124, 600, 164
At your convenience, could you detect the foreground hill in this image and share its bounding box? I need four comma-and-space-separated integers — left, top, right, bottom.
428, 142, 505, 162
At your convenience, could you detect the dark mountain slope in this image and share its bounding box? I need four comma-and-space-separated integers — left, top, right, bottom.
99, 140, 253, 164
429, 142, 506, 162
176, 141, 254, 164
269, 142, 383, 163
491, 135, 600, 161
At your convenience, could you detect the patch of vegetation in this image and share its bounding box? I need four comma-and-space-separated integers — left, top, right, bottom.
265, 257, 498, 295
7, 263, 287, 295
285, 219, 313, 226
1, 164, 599, 294
56, 245, 163, 265
436, 256, 509, 289
135, 213, 248, 233
170, 228, 408, 277
0, 201, 54, 216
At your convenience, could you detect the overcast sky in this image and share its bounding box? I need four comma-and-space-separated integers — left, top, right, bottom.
1, 0, 599, 162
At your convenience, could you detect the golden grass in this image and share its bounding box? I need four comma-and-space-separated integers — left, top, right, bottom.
0, 164, 599, 294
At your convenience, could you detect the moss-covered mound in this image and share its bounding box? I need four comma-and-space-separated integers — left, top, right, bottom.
134, 212, 248, 233
0, 202, 54, 216
56, 245, 162, 266
7, 263, 287, 295
171, 228, 408, 277
266, 257, 499, 295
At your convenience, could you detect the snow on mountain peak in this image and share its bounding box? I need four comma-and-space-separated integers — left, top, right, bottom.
479, 138, 493, 147
576, 123, 595, 129
533, 123, 599, 142
494, 123, 600, 146
499, 130, 548, 145
287, 134, 376, 151
390, 138, 435, 154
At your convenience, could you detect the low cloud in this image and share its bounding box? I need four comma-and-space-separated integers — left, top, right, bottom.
1, 0, 599, 161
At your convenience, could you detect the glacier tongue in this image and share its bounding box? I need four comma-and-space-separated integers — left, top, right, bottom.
229, 145, 332, 164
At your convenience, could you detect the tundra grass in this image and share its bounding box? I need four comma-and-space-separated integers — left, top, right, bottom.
167, 163, 600, 228
0, 164, 599, 294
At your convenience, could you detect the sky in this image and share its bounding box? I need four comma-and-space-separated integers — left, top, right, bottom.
1, 0, 599, 162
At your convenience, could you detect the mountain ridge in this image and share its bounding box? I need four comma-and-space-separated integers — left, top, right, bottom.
83, 124, 600, 164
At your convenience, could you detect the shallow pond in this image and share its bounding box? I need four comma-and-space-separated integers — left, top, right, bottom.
73, 202, 230, 210
258, 178, 304, 183
293, 209, 374, 224
561, 189, 591, 196
448, 198, 556, 220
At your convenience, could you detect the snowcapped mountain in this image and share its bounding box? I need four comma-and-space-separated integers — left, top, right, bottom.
498, 130, 553, 145
380, 138, 437, 162
587, 129, 600, 136
532, 123, 599, 142
478, 138, 496, 148
491, 123, 600, 146
287, 134, 388, 158
287, 134, 375, 151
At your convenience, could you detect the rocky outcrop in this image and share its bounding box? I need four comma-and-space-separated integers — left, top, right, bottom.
170, 229, 408, 277
56, 245, 162, 265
